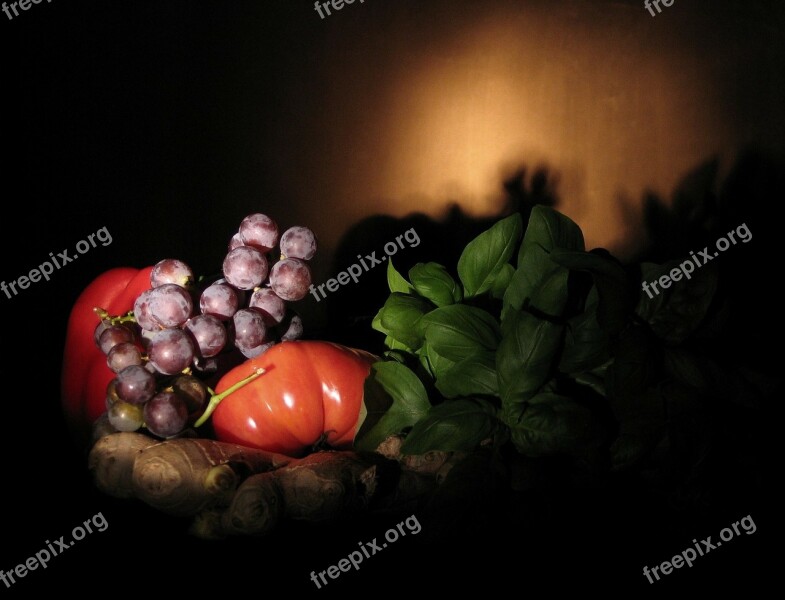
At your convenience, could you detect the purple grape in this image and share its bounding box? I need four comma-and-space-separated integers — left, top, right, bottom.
148, 284, 193, 328
105, 379, 122, 409
269, 258, 312, 301
94, 320, 111, 346
115, 365, 156, 404
108, 401, 144, 432
239, 213, 279, 252
280, 226, 317, 260
223, 246, 269, 290
213, 277, 248, 306
228, 232, 245, 251
193, 356, 219, 374
193, 352, 244, 375
107, 342, 143, 373
170, 375, 209, 421
249, 287, 286, 326
232, 308, 267, 350
200, 282, 240, 320
133, 289, 159, 331
147, 329, 195, 375
280, 313, 304, 341
139, 328, 157, 349
239, 340, 275, 359
144, 391, 188, 438
184, 314, 227, 358
151, 259, 194, 288
98, 325, 135, 355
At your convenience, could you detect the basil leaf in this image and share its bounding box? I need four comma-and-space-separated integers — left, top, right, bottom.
520, 205, 585, 254
384, 335, 412, 352
409, 262, 462, 307
558, 285, 611, 376
354, 361, 431, 452
383, 349, 409, 363
419, 304, 501, 362
636, 260, 718, 344
418, 341, 456, 381
435, 351, 499, 398
457, 213, 523, 298
401, 398, 503, 454
496, 310, 563, 409
504, 392, 602, 457
489, 262, 515, 300
503, 206, 584, 318
387, 259, 413, 294
550, 248, 635, 335
573, 359, 612, 398
373, 293, 432, 350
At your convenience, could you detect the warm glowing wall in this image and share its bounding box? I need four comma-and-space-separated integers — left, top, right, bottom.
257, 0, 783, 261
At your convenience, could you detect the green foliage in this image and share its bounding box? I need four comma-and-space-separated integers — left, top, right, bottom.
401, 398, 503, 454
458, 213, 523, 298
357, 206, 748, 470
354, 361, 431, 452
410, 262, 462, 307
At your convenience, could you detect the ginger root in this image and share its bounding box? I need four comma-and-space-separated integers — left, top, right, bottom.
89, 432, 469, 536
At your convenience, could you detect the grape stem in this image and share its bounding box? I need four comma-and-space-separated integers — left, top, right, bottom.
94, 307, 137, 326
194, 368, 266, 428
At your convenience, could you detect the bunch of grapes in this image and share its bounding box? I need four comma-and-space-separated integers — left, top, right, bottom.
95, 213, 318, 439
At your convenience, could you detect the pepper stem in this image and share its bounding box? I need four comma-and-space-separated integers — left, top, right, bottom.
193, 367, 266, 428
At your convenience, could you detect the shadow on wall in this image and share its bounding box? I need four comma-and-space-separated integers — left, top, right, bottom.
317, 166, 558, 351
319, 148, 784, 368
635, 147, 784, 374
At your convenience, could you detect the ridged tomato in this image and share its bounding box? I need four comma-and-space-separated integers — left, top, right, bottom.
210, 341, 376, 456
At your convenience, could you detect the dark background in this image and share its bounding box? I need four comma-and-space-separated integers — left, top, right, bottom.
1, 0, 781, 594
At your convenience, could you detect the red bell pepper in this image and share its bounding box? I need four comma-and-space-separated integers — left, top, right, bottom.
61, 266, 153, 443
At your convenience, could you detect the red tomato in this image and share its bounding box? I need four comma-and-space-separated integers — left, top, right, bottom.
210, 341, 376, 456
61, 266, 153, 442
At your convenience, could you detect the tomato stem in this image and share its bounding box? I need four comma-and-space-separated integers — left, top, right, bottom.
193, 367, 266, 428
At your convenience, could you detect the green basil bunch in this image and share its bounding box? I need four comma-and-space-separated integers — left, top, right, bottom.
355, 206, 728, 470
